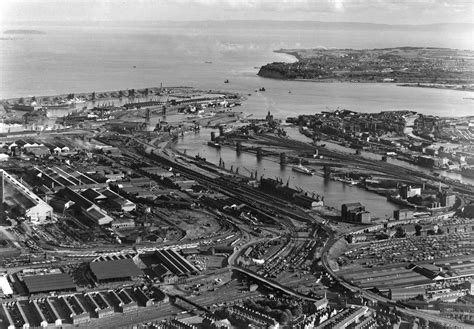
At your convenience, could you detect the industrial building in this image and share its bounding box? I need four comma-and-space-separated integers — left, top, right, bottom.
33, 165, 101, 189
341, 203, 371, 223
81, 187, 136, 212
89, 259, 143, 283
399, 185, 422, 199
1, 169, 53, 222
0, 275, 13, 297
54, 187, 113, 225
154, 249, 198, 276
393, 209, 414, 221
22, 273, 76, 294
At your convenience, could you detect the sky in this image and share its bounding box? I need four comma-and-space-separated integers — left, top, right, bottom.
0, 0, 473, 25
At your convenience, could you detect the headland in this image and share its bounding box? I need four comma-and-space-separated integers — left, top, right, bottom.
258, 47, 474, 91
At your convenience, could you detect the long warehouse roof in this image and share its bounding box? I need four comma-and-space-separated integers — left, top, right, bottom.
23, 273, 76, 293
90, 259, 142, 281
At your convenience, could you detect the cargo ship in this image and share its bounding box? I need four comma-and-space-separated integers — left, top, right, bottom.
292, 164, 313, 175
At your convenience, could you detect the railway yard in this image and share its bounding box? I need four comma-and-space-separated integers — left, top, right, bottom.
0, 87, 473, 328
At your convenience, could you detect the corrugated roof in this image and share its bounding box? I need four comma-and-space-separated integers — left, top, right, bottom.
23, 273, 76, 293
90, 259, 142, 281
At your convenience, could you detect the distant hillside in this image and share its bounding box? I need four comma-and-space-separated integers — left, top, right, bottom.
177, 20, 474, 32
3, 29, 45, 35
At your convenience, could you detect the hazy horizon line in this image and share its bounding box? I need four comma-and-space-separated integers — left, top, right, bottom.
3, 19, 473, 27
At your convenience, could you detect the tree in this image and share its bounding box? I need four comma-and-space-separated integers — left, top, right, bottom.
275, 310, 290, 324
415, 224, 422, 236
395, 226, 406, 238
291, 303, 303, 317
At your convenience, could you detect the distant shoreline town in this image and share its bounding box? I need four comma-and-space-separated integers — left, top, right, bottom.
258, 47, 474, 91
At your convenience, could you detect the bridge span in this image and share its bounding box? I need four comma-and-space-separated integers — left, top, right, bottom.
231, 266, 321, 302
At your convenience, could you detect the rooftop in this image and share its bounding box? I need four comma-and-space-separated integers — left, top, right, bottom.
23, 273, 76, 294
90, 259, 142, 281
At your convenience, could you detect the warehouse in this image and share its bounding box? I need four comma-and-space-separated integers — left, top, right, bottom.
89, 259, 143, 283
23, 273, 76, 294
1, 169, 53, 223
55, 187, 113, 225
154, 249, 198, 276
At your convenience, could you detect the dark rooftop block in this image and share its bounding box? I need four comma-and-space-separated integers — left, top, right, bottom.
89, 259, 142, 282
23, 273, 76, 294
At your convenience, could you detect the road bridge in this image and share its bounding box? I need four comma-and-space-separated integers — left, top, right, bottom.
231, 266, 321, 302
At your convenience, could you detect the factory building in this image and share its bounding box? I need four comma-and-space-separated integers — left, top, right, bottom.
154, 249, 198, 276
341, 203, 371, 223
1, 169, 53, 222
54, 187, 113, 225
89, 259, 143, 283
22, 273, 76, 295
438, 189, 456, 208
399, 185, 422, 199
393, 209, 414, 221
81, 187, 136, 212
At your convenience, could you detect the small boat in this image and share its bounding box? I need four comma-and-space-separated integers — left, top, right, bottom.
259, 87, 266, 92
224, 79, 229, 83
292, 164, 313, 176
336, 177, 358, 185
207, 141, 221, 149
288, 90, 292, 94
205, 61, 212, 64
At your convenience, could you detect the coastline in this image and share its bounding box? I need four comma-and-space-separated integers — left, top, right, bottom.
397, 83, 474, 92
260, 48, 474, 92
0, 86, 240, 105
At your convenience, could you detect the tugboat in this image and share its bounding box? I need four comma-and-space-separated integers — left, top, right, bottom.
207, 141, 221, 149
195, 154, 206, 162
292, 163, 313, 176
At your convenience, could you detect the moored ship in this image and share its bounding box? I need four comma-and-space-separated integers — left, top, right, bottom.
292, 164, 313, 175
